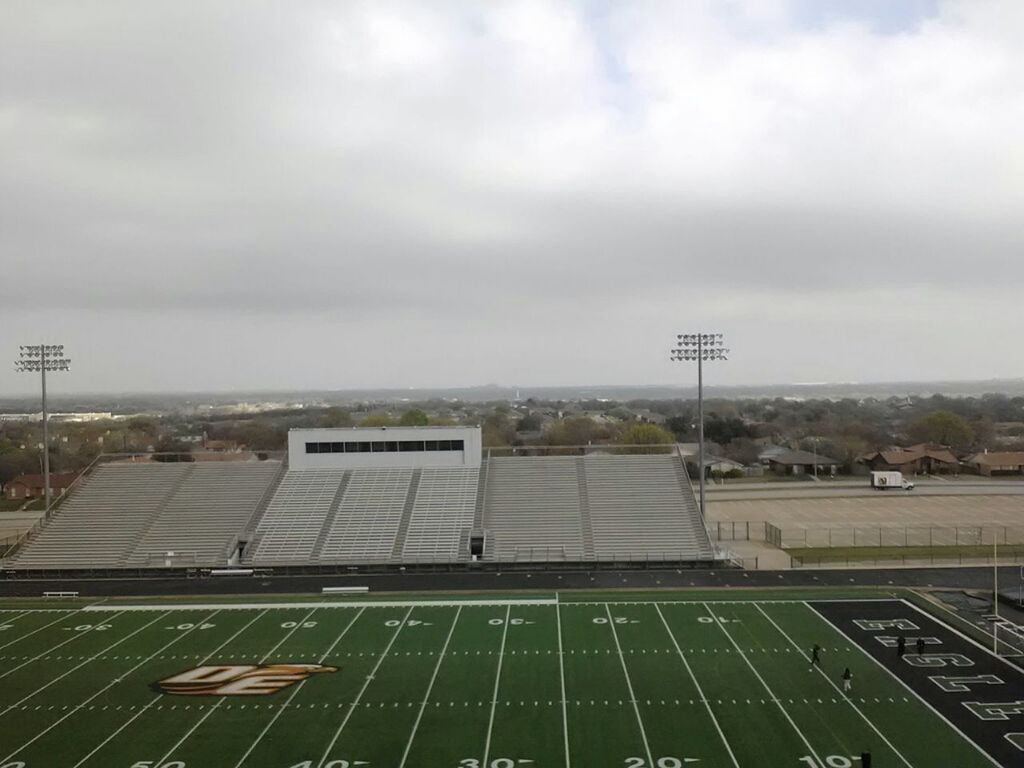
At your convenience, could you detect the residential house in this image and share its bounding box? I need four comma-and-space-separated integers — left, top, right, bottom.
768, 449, 840, 476
961, 451, 1024, 477
4, 472, 78, 500
858, 444, 960, 475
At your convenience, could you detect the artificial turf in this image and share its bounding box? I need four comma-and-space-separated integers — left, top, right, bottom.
0, 592, 1002, 767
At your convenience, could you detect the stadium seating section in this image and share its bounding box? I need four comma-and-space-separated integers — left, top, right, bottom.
6, 453, 716, 569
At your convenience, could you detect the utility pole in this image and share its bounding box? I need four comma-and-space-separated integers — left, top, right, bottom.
671, 333, 728, 518
15, 345, 71, 512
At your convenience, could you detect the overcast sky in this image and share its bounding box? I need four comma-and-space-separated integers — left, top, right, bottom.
2, 0, 1022, 394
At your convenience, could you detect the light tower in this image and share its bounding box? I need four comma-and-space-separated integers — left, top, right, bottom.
15, 344, 71, 512
670, 333, 728, 518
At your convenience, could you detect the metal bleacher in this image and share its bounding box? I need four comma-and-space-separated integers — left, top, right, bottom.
249, 469, 346, 564
584, 454, 714, 560
402, 467, 479, 562
483, 457, 585, 561
6, 451, 717, 571
8, 463, 193, 569
125, 461, 283, 567
317, 468, 413, 563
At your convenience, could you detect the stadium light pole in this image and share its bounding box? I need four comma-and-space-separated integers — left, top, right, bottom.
671, 333, 728, 519
15, 344, 71, 512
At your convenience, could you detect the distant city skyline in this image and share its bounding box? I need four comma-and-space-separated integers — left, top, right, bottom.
2, 1, 1022, 393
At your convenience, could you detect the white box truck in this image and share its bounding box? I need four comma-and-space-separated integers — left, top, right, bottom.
870, 471, 914, 490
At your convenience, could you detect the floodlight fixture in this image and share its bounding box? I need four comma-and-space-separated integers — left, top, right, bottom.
669, 332, 728, 520
14, 344, 71, 511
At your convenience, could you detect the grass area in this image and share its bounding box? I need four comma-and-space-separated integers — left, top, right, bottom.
0, 590, 999, 767
787, 543, 1024, 566
0, 497, 42, 512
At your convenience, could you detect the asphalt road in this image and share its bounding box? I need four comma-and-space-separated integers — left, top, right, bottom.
708, 479, 1024, 502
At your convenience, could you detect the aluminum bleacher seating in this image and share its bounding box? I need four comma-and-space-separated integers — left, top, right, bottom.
402, 467, 478, 561
483, 457, 584, 561
125, 461, 282, 567
250, 469, 345, 564
584, 454, 714, 560
318, 468, 413, 562
8, 463, 192, 569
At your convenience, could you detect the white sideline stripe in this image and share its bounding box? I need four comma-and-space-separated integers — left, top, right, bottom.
605, 604, 654, 768
398, 606, 463, 768
234, 608, 367, 768
702, 602, 824, 766
159, 605, 323, 765
555, 601, 571, 768
71, 609, 271, 768
1, 611, 162, 715
902, 598, 1024, 672
805, 601, 1000, 768
0, 610, 74, 652
482, 605, 511, 768
754, 603, 914, 768
2, 610, 220, 764
0, 610, 129, 679
83, 599, 557, 611
316, 606, 415, 768
655, 604, 740, 768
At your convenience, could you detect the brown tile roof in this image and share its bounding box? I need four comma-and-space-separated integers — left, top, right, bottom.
964, 452, 1024, 466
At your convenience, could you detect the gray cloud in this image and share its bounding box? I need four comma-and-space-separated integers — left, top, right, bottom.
2, 0, 1022, 392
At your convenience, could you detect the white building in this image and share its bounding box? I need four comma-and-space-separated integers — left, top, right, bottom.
288, 426, 482, 470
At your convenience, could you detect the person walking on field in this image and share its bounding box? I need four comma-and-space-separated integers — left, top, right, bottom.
897, 635, 906, 659
810, 643, 822, 670
916, 637, 926, 656
842, 667, 853, 693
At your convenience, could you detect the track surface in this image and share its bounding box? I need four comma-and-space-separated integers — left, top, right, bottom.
0, 594, 1016, 767
0, 565, 1015, 598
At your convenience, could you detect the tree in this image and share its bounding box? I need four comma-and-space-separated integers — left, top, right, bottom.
619, 423, 674, 445
320, 407, 354, 428
399, 409, 429, 427
516, 413, 543, 433
360, 414, 396, 428
152, 436, 195, 462
910, 410, 974, 447
703, 414, 752, 445
544, 417, 607, 446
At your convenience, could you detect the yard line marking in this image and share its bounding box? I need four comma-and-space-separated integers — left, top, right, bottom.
0, 611, 146, 710
159, 605, 323, 764
482, 604, 511, 768
702, 602, 824, 767
604, 604, 654, 768
234, 607, 367, 768
398, 605, 463, 768
754, 603, 914, 768
0, 610, 29, 624
1, 610, 221, 765
0, 610, 126, 668
806, 601, 1000, 768
654, 604, 740, 768
70, 609, 271, 768
555, 601, 571, 768
316, 606, 415, 768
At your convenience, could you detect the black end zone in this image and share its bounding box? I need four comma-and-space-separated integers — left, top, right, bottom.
809, 599, 1024, 768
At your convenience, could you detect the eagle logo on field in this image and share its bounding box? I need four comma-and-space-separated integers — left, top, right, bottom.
153, 663, 337, 696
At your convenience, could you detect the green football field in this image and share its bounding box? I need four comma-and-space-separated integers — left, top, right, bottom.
0, 591, 1004, 767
